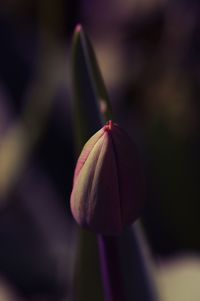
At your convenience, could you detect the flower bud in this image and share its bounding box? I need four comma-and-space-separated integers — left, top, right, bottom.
70, 121, 144, 235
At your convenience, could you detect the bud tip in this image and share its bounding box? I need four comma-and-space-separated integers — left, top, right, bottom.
75, 24, 82, 33
104, 120, 113, 132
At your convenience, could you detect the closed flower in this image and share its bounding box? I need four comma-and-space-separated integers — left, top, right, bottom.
70, 120, 144, 235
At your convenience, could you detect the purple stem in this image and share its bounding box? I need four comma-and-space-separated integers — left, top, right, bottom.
97, 235, 125, 301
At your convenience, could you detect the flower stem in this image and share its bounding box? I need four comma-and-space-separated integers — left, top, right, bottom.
97, 235, 125, 301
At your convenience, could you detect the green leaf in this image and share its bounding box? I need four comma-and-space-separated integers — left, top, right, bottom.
71, 25, 107, 301
118, 222, 159, 301
72, 24, 112, 150
73, 230, 104, 301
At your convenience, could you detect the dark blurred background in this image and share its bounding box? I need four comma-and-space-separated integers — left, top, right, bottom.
0, 0, 200, 300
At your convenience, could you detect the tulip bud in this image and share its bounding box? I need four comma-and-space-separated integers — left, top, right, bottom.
70, 120, 144, 235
